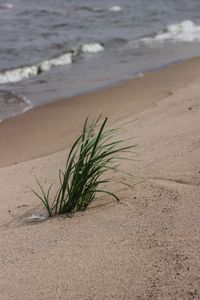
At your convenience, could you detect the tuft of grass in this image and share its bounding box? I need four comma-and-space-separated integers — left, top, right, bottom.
33, 116, 136, 217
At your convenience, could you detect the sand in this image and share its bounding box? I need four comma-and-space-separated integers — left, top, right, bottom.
0, 57, 200, 299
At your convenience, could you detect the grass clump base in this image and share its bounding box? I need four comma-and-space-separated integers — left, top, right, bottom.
33, 116, 135, 217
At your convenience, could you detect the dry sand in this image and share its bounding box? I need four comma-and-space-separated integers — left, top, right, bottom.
0, 57, 200, 299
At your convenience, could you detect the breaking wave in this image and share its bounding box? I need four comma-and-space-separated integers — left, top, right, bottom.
0, 53, 72, 84
108, 6, 122, 12
81, 43, 104, 53
136, 20, 200, 45
0, 43, 104, 84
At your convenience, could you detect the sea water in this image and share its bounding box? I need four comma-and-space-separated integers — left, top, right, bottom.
1, 0, 200, 120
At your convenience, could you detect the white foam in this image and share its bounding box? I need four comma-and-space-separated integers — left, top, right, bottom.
0, 3, 13, 9
81, 43, 104, 53
0, 66, 38, 84
139, 20, 200, 45
135, 73, 144, 78
39, 53, 72, 72
108, 6, 122, 12
0, 53, 72, 84
21, 95, 33, 113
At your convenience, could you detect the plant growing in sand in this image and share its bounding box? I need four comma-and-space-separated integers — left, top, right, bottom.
33, 116, 136, 217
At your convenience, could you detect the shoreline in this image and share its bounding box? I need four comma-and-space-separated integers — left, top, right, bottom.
1, 56, 200, 167
0, 55, 194, 123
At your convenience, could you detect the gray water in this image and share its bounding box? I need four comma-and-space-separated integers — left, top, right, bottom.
1, 0, 200, 120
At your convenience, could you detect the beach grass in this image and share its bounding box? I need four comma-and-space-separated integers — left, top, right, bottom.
33, 116, 136, 217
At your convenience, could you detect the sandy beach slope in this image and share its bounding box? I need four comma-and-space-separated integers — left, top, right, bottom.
1, 57, 200, 168
0, 57, 200, 299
